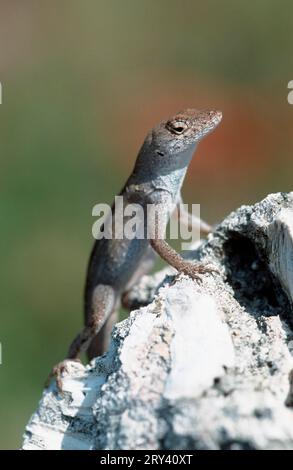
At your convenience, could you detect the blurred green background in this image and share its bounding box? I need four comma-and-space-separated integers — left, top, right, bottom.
0, 0, 293, 448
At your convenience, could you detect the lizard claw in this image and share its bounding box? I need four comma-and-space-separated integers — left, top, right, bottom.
45, 358, 81, 392
180, 261, 219, 282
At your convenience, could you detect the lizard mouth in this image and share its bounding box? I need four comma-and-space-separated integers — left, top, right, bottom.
199, 110, 222, 137
207, 110, 223, 126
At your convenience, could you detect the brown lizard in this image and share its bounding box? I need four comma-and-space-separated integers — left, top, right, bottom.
46, 108, 222, 390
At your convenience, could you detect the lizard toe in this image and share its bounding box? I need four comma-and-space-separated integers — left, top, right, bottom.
181, 261, 219, 281
45, 359, 81, 392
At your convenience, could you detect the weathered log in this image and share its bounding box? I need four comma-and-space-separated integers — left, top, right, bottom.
22, 192, 293, 450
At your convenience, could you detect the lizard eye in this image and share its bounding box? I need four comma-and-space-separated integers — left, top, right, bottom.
166, 120, 188, 135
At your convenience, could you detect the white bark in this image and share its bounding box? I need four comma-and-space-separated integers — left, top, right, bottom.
22, 192, 293, 450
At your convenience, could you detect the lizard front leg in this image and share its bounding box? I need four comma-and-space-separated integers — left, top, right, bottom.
149, 213, 217, 282
150, 237, 217, 281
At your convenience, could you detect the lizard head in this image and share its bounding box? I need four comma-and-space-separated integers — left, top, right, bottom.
134, 108, 222, 178
155, 108, 222, 155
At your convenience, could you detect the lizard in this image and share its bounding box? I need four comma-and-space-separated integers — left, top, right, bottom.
46, 108, 222, 390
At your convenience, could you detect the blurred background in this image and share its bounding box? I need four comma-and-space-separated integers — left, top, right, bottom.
0, 0, 292, 448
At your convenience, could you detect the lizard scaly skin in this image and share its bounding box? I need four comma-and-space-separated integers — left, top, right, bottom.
46, 108, 222, 390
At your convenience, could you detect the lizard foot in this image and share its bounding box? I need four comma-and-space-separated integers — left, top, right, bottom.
45, 358, 81, 392
178, 261, 219, 282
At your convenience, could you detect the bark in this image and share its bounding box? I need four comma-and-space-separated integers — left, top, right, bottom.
22, 192, 293, 450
